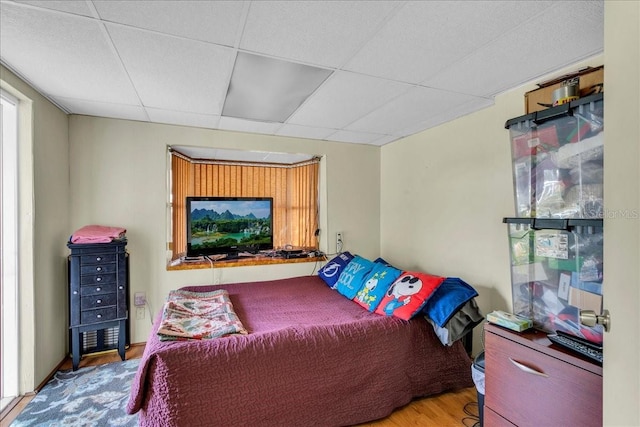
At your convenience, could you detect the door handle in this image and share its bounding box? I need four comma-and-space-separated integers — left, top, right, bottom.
580, 309, 611, 332
509, 358, 549, 378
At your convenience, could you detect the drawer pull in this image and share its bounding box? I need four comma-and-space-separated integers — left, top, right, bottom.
96, 256, 102, 262
96, 299, 102, 304
96, 287, 101, 292
509, 358, 549, 378
96, 277, 102, 282
96, 267, 102, 272
97, 314, 102, 319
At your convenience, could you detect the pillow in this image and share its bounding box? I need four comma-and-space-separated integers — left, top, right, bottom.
354, 263, 402, 312
421, 277, 479, 327
318, 252, 354, 288
335, 256, 376, 300
373, 257, 392, 266
374, 271, 445, 320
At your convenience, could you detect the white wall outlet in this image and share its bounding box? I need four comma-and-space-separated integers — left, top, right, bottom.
134, 292, 146, 307
136, 306, 145, 320
336, 232, 343, 253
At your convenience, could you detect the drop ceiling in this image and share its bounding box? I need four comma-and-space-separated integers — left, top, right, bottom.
0, 0, 604, 146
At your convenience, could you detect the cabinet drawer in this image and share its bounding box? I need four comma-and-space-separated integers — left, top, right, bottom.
80, 263, 116, 275
80, 253, 117, 265
80, 283, 116, 296
485, 331, 602, 427
81, 293, 117, 310
80, 273, 116, 285
81, 307, 117, 324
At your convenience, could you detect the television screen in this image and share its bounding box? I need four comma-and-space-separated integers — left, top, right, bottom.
186, 197, 273, 257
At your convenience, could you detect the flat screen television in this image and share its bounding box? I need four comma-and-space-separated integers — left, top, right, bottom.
186, 196, 274, 258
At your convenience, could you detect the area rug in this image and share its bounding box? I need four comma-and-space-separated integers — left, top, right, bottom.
10, 359, 139, 427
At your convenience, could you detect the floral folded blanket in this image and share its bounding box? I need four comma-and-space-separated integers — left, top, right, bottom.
157, 289, 248, 341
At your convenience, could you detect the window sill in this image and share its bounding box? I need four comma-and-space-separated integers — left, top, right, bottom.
167, 254, 326, 271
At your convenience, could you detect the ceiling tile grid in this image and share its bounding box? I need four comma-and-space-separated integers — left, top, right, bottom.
0, 2, 140, 104
0, 0, 604, 147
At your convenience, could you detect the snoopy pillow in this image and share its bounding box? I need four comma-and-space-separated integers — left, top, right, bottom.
374, 271, 445, 320
354, 263, 402, 312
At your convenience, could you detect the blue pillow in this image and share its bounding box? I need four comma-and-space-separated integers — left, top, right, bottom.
421, 277, 478, 327
335, 256, 376, 300
318, 252, 354, 288
354, 263, 402, 312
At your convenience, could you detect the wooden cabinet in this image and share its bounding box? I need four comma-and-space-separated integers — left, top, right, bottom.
484, 323, 602, 427
68, 240, 129, 370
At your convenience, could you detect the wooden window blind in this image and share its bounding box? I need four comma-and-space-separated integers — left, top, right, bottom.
170, 151, 319, 259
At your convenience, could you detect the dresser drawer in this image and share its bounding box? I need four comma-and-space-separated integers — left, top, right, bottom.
80, 273, 116, 285
80, 263, 117, 275
81, 307, 118, 324
81, 293, 117, 310
80, 283, 116, 296
80, 253, 117, 265
485, 330, 602, 427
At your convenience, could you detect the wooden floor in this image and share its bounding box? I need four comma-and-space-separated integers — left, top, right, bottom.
1, 344, 480, 427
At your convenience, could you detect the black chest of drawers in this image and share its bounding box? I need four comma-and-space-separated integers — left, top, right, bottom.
67, 240, 129, 370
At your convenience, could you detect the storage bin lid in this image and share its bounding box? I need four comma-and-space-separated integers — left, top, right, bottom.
505, 93, 603, 129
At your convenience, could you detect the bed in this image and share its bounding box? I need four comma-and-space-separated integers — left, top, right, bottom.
126, 275, 474, 426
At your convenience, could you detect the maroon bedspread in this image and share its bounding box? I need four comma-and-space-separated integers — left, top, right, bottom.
127, 275, 472, 426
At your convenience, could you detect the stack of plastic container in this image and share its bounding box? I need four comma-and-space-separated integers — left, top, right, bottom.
503, 93, 605, 345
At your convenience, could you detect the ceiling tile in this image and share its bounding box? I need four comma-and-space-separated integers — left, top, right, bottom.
93, 0, 246, 46
370, 135, 400, 146
56, 96, 148, 121
423, 1, 604, 97
240, 1, 399, 68
218, 116, 283, 135
105, 23, 235, 114
287, 71, 411, 129
344, 1, 556, 84
398, 97, 494, 137
12, 0, 95, 17
146, 108, 220, 129
326, 129, 388, 145
0, 0, 605, 146
346, 85, 487, 135
276, 124, 336, 141
0, 2, 140, 104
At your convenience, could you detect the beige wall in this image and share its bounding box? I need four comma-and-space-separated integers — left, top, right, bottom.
1, 65, 70, 391
68, 117, 381, 343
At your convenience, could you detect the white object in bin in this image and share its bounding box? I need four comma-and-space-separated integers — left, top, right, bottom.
472, 363, 485, 395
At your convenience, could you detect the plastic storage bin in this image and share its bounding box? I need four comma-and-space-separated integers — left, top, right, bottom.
505, 217, 604, 344
472, 352, 485, 427
505, 93, 604, 219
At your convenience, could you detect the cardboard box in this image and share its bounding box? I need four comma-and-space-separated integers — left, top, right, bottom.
569, 286, 602, 312
525, 66, 604, 113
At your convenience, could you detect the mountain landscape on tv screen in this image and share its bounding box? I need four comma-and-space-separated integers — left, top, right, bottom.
191, 208, 262, 221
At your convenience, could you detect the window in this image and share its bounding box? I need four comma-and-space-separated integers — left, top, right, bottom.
168, 148, 320, 261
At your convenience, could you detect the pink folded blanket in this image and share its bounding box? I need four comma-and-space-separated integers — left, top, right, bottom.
71, 224, 126, 244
